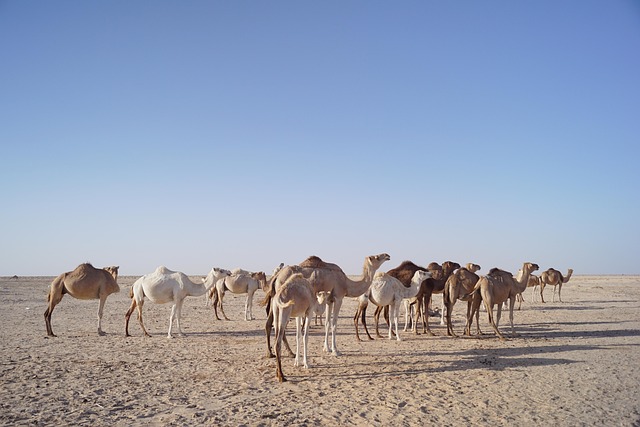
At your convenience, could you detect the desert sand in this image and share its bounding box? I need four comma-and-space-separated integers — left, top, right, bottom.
1, 273, 639, 426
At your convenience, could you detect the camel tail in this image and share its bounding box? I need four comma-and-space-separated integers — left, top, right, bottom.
259, 274, 279, 307
129, 286, 134, 299
459, 279, 482, 302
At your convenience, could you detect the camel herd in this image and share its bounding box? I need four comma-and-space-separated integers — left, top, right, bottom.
43, 256, 573, 382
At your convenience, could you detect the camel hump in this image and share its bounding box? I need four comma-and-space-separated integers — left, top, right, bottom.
154, 266, 175, 275
488, 268, 512, 278
299, 256, 327, 268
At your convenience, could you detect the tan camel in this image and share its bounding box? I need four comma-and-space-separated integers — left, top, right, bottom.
44, 263, 120, 337
273, 274, 327, 382
463, 262, 539, 341
125, 266, 230, 338
540, 268, 573, 302
443, 263, 481, 337
263, 253, 390, 358
209, 270, 267, 321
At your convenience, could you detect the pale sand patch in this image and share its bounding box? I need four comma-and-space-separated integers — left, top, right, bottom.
1, 275, 639, 425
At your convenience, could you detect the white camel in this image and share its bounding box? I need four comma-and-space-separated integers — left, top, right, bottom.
367, 270, 431, 341
273, 274, 327, 382
209, 269, 267, 321
125, 266, 230, 338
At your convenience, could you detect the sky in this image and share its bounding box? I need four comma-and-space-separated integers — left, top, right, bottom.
1, 1, 639, 276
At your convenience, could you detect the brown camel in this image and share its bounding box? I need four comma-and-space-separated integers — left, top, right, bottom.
514, 274, 541, 310
444, 263, 481, 337
463, 262, 539, 341
44, 263, 120, 337
262, 253, 390, 358
540, 268, 573, 302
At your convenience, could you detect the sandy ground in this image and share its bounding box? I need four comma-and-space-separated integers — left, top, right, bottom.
1, 273, 639, 426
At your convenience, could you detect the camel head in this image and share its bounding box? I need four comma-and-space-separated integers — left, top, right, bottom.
104, 266, 120, 280
203, 267, 231, 285
523, 263, 539, 274
466, 263, 481, 273
367, 253, 391, 270
251, 271, 268, 290
412, 270, 431, 283
442, 261, 461, 276
427, 262, 443, 280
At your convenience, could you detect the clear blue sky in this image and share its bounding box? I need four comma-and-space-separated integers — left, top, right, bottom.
1, 1, 639, 276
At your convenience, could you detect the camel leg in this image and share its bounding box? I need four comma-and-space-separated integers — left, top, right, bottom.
97, 295, 107, 336
175, 299, 186, 337
423, 293, 434, 336
540, 283, 546, 303
446, 299, 458, 338
167, 303, 177, 338
353, 307, 362, 342
294, 317, 301, 367
302, 315, 310, 368
361, 305, 373, 340
211, 290, 222, 321
509, 297, 517, 337
265, 304, 275, 358
247, 290, 256, 320
325, 298, 342, 356
135, 300, 151, 337
558, 283, 563, 303
440, 293, 446, 326
44, 284, 64, 337
485, 301, 505, 341
125, 299, 136, 337
374, 306, 383, 338
218, 292, 230, 321
274, 306, 286, 382
391, 303, 401, 341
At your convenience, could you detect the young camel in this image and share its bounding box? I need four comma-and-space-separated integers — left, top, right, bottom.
125, 266, 230, 338
44, 263, 120, 337
540, 268, 573, 302
463, 262, 539, 341
273, 274, 327, 382
209, 270, 267, 321
262, 253, 390, 358
443, 263, 481, 337
365, 270, 432, 341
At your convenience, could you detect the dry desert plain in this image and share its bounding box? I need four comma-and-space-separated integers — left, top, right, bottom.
1, 273, 639, 426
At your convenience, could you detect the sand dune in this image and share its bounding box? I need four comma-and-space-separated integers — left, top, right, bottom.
1, 274, 639, 425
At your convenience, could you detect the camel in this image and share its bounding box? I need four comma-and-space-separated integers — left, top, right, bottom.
540, 268, 573, 302
125, 266, 230, 338
463, 262, 539, 341
356, 270, 431, 341
44, 263, 120, 337
209, 270, 267, 321
443, 263, 481, 337
262, 253, 390, 358
273, 274, 328, 382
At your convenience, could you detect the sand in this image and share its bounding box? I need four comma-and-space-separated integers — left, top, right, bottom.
1, 273, 639, 426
